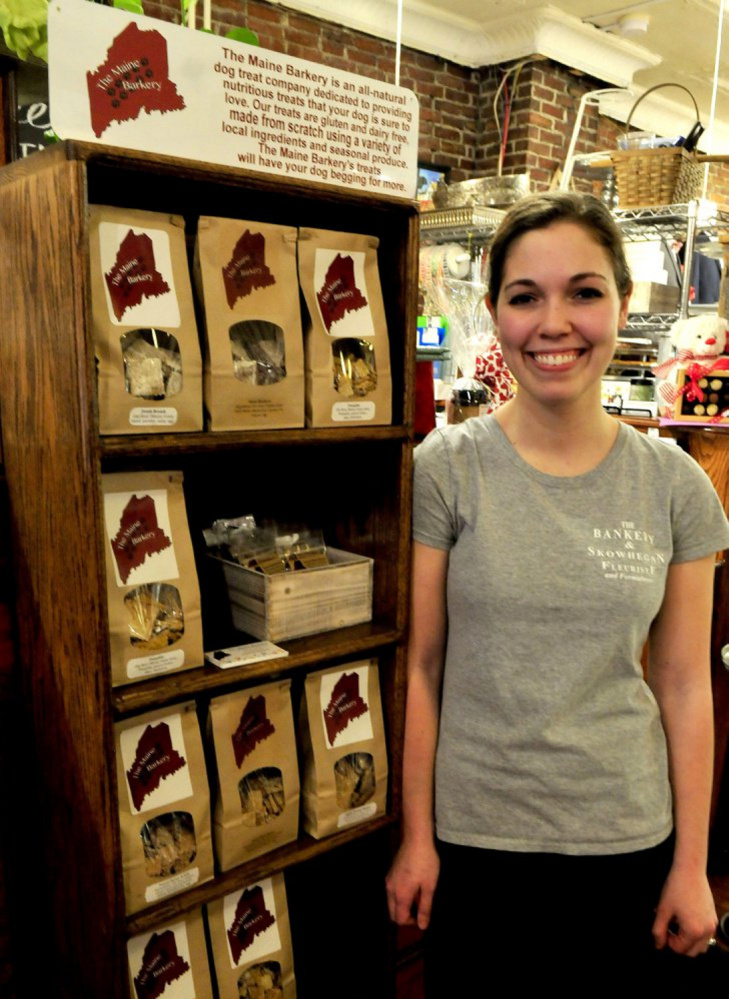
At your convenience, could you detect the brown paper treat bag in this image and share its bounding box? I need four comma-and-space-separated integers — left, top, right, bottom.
208, 679, 300, 872
89, 205, 203, 434
126, 907, 213, 999
297, 227, 392, 427
115, 701, 214, 915
207, 874, 296, 999
102, 470, 203, 688
299, 659, 388, 839
194, 217, 304, 430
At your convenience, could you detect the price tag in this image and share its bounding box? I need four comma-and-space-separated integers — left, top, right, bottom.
205, 642, 289, 669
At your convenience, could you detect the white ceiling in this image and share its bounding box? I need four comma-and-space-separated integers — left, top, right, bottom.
272, 0, 729, 150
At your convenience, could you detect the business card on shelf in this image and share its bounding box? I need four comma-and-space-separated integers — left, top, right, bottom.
204, 642, 289, 669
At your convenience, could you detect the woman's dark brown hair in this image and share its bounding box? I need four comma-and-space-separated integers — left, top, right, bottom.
487, 191, 633, 303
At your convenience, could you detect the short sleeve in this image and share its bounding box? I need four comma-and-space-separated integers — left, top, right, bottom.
412, 429, 458, 551
671, 450, 729, 563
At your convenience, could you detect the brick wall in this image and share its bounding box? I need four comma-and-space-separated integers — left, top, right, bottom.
487, 62, 623, 187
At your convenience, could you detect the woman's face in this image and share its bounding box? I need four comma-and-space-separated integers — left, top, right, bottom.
488, 221, 630, 411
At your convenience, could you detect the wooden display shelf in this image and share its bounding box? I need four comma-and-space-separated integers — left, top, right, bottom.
112, 620, 402, 715
0, 140, 417, 997
101, 423, 410, 457
125, 814, 396, 937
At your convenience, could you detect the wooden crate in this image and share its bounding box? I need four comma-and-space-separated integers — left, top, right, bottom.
217, 547, 374, 642
628, 281, 680, 314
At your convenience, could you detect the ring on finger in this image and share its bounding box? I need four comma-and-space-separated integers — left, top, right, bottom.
708, 936, 717, 948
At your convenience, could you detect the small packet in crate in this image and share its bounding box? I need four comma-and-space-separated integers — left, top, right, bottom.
208, 678, 300, 871
207, 874, 296, 999
299, 659, 388, 838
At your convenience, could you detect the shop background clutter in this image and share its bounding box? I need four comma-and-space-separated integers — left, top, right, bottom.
144, 0, 728, 199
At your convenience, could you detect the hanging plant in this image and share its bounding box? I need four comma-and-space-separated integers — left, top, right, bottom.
0, 0, 258, 66
0, 0, 49, 62
0, 0, 145, 64
181, 0, 259, 44
226, 26, 259, 45
114, 0, 145, 12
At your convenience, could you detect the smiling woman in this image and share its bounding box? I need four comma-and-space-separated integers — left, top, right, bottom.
488, 222, 628, 426
386, 191, 729, 990
484, 192, 632, 474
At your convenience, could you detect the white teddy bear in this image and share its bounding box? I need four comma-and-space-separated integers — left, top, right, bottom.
652, 313, 729, 418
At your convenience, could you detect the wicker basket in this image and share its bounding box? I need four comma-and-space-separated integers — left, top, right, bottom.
610, 84, 703, 208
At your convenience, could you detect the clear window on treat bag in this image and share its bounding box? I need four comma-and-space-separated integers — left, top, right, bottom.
238, 962, 283, 999
140, 810, 197, 877
334, 752, 376, 809
332, 338, 378, 397
229, 319, 287, 385
121, 328, 183, 399
238, 767, 286, 826
124, 582, 185, 650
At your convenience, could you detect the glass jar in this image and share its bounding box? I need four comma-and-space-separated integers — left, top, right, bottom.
447, 378, 489, 424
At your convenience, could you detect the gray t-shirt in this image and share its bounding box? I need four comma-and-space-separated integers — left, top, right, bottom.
414, 416, 729, 855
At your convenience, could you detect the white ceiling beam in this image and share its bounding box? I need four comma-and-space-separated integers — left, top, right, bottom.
269, 0, 729, 147
268, 0, 659, 83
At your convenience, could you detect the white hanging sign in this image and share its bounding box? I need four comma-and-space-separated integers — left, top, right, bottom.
47, 0, 419, 199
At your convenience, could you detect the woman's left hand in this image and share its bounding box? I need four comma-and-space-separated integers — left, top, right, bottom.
652, 865, 718, 956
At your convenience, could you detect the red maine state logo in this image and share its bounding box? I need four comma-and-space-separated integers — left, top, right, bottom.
323, 671, 368, 746
227, 885, 276, 964
222, 230, 276, 308
126, 721, 186, 811
232, 695, 275, 768
317, 254, 368, 332
105, 230, 171, 321
111, 492, 172, 584
133, 929, 190, 999
87, 22, 185, 138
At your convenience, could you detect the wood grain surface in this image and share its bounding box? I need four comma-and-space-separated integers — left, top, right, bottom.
0, 140, 418, 997
0, 155, 126, 996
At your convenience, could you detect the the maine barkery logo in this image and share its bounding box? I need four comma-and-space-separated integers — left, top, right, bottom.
232, 694, 275, 768
587, 520, 667, 583
227, 885, 276, 964
323, 671, 369, 747
317, 254, 368, 332
133, 928, 190, 999
86, 21, 185, 138
105, 229, 171, 322
126, 720, 187, 811
111, 492, 172, 584
223, 230, 276, 309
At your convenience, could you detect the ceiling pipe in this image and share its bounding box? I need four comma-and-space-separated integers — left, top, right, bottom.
559, 87, 634, 190
395, 0, 403, 86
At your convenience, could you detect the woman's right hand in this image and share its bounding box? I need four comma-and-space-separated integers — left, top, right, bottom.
385, 838, 440, 931
386, 542, 448, 932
